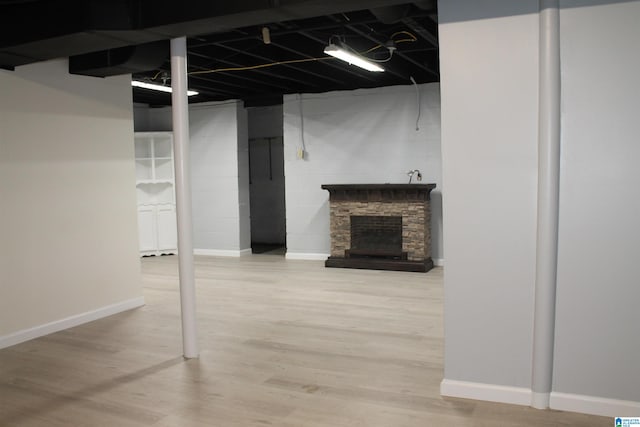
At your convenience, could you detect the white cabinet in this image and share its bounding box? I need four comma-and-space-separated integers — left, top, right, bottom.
156, 204, 178, 251
134, 132, 177, 256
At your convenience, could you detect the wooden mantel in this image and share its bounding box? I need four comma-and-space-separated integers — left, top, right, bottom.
321, 184, 436, 202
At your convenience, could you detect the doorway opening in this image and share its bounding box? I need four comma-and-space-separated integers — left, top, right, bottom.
247, 105, 286, 255
248, 136, 286, 255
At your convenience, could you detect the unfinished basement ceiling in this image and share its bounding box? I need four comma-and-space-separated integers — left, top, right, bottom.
0, 1, 439, 106
133, 6, 439, 106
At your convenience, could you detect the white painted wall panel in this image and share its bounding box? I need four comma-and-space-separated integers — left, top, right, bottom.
0, 59, 142, 339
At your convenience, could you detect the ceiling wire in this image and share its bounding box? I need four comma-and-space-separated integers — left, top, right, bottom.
362, 30, 417, 56
145, 31, 418, 79
392, 31, 418, 43
187, 56, 334, 76
410, 76, 421, 131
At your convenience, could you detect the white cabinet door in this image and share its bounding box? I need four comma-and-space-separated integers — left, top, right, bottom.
137, 206, 157, 253
156, 204, 177, 251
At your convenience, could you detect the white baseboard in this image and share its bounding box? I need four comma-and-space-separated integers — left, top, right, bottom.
550, 391, 640, 417
0, 297, 145, 350
433, 258, 444, 267
285, 252, 329, 261
440, 380, 640, 417
194, 248, 251, 257
531, 391, 550, 409
440, 379, 532, 406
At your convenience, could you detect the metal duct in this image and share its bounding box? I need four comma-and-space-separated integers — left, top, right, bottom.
69, 41, 167, 77
369, 5, 412, 24
1, 0, 415, 69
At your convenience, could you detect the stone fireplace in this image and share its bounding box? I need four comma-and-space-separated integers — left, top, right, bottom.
321, 184, 436, 272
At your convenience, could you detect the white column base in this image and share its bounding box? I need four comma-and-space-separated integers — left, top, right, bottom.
531, 391, 550, 409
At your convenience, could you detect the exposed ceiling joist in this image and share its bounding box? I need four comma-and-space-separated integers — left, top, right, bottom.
1, 1, 439, 106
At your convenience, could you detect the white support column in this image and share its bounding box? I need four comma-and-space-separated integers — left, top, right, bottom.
532, 0, 561, 409
171, 36, 199, 359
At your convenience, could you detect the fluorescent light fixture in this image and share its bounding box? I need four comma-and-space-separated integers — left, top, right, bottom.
324, 43, 384, 72
131, 80, 199, 96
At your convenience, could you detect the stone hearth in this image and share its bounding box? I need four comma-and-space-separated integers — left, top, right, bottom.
321, 184, 436, 272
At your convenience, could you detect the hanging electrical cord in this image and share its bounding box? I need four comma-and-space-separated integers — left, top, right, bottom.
362, 31, 417, 60
298, 93, 307, 159
360, 41, 396, 63
410, 76, 421, 131
391, 31, 418, 44
151, 69, 165, 80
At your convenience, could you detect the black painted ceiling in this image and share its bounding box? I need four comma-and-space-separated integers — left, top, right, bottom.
0, 0, 439, 106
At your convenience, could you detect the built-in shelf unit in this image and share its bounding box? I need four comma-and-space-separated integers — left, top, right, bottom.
134, 132, 177, 256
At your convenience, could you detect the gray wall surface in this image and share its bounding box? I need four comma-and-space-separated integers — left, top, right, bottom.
236, 105, 251, 251
190, 101, 249, 253
282, 84, 442, 259
248, 137, 286, 244
439, 0, 640, 411
439, 0, 539, 389
248, 105, 284, 139
553, 0, 640, 402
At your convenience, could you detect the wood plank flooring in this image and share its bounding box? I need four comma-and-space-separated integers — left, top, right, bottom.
0, 254, 609, 426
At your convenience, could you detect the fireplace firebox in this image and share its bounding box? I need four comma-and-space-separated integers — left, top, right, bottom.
322, 184, 435, 272
348, 215, 404, 259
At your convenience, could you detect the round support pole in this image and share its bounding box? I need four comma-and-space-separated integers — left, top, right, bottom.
171, 36, 199, 359
532, 0, 561, 409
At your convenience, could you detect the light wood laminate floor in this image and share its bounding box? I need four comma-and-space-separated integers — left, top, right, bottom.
0, 255, 608, 426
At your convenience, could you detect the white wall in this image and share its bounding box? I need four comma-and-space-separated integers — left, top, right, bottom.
439, 0, 539, 392
0, 60, 143, 347
283, 84, 442, 260
553, 0, 640, 406
189, 101, 250, 256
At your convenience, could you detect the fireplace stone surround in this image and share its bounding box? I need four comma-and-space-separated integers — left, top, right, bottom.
321, 184, 436, 272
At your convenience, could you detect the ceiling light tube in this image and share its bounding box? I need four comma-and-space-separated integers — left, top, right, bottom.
132, 80, 199, 96
324, 43, 384, 72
